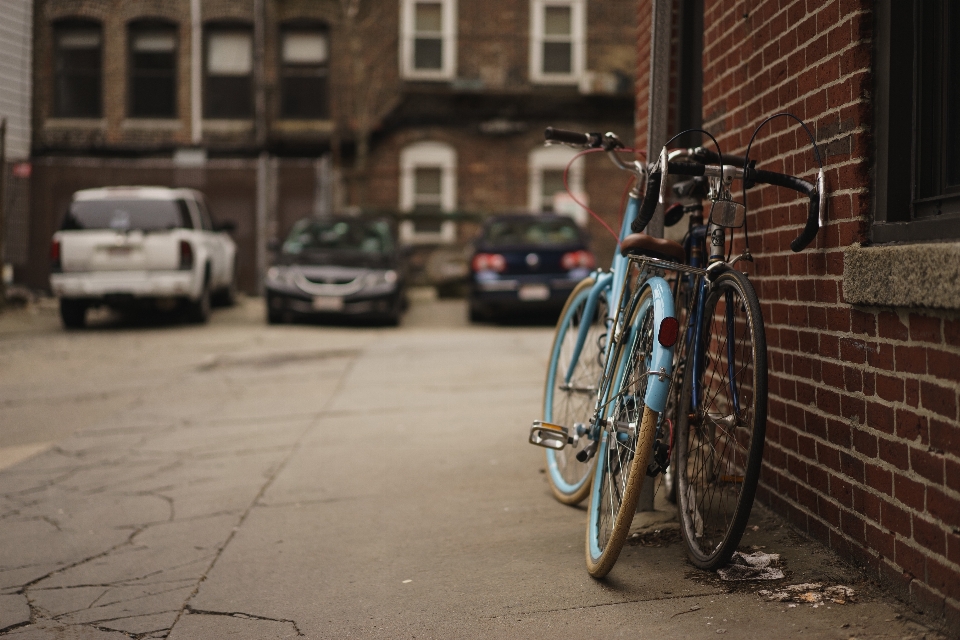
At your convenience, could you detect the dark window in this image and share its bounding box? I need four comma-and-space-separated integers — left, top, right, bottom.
279, 27, 329, 119
129, 22, 177, 118
541, 6, 572, 74
413, 167, 443, 232
413, 2, 443, 70
62, 199, 192, 231
204, 26, 253, 119
873, 0, 960, 242
540, 169, 565, 212
282, 218, 395, 255
53, 21, 102, 118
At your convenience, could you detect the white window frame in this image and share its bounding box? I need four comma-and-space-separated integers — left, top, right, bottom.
528, 145, 587, 226
399, 141, 457, 244
399, 0, 457, 81
529, 0, 586, 85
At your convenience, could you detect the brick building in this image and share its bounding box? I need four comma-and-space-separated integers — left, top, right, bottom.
22, 0, 638, 293
635, 0, 959, 630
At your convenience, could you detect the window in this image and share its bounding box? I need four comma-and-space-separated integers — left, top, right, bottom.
399, 141, 457, 243
279, 26, 329, 119
400, 0, 457, 80
530, 0, 585, 84
53, 21, 102, 117
873, 0, 960, 242
128, 22, 177, 118
528, 146, 586, 225
204, 25, 253, 119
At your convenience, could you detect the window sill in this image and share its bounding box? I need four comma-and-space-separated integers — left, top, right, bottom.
202, 119, 254, 134
842, 242, 960, 309
122, 118, 183, 131
44, 118, 107, 130
272, 120, 335, 135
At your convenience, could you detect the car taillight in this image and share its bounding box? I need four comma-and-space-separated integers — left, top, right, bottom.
51, 239, 62, 271
471, 253, 506, 273
561, 250, 595, 271
179, 240, 194, 270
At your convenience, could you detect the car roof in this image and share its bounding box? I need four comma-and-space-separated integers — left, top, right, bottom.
72, 186, 202, 202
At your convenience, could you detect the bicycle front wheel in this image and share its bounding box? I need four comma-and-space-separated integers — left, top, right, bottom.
676, 269, 767, 569
543, 277, 606, 504
585, 287, 658, 578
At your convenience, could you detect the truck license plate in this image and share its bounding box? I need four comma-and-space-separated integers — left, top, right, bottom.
312, 296, 344, 312
518, 284, 550, 301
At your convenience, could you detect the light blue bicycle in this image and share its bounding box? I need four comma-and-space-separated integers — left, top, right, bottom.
529, 128, 683, 576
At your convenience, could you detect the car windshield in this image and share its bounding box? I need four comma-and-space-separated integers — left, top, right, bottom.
282, 219, 394, 255
483, 217, 581, 247
63, 199, 191, 231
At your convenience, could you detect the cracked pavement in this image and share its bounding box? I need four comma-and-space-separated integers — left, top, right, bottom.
0, 295, 948, 638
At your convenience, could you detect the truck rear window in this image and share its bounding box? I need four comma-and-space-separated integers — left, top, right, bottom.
62, 199, 193, 231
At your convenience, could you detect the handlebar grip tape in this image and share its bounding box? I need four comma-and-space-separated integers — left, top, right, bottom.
544, 127, 590, 145
693, 148, 749, 167
749, 169, 820, 252
631, 172, 661, 233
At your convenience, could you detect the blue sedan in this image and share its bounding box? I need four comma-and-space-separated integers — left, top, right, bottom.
468, 214, 594, 322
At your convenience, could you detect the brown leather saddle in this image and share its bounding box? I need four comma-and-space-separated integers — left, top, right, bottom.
619, 233, 685, 263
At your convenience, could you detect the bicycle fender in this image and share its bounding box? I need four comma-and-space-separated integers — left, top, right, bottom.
642, 276, 675, 413
564, 272, 613, 385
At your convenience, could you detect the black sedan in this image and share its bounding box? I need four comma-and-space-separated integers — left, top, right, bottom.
468, 214, 594, 322
265, 216, 406, 325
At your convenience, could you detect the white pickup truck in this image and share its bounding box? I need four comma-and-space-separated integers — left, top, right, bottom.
50, 187, 237, 328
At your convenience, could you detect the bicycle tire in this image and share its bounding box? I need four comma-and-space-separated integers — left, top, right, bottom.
676, 269, 767, 570
585, 287, 659, 578
543, 276, 605, 504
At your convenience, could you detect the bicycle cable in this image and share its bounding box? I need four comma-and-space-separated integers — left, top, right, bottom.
740, 112, 825, 258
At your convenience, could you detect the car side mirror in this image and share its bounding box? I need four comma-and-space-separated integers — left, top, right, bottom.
213, 220, 237, 233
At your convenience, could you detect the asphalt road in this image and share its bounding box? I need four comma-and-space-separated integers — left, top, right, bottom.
0, 294, 947, 639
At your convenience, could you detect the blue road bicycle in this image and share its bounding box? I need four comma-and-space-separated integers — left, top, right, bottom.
529, 128, 685, 576
530, 118, 826, 577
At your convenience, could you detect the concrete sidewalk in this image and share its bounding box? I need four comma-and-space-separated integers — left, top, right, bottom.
0, 297, 949, 638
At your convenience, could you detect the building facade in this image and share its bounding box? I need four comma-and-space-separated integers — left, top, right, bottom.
636, 0, 959, 631
22, 0, 638, 293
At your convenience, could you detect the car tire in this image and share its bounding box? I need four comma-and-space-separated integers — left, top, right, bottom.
469, 302, 493, 323
185, 283, 211, 324
266, 295, 284, 324
212, 281, 236, 307
59, 299, 87, 329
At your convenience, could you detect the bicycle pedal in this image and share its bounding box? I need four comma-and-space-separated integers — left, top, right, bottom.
529, 421, 568, 450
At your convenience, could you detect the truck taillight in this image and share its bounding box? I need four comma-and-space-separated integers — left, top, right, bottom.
561, 250, 595, 271
471, 253, 506, 273
179, 240, 194, 270
51, 239, 62, 271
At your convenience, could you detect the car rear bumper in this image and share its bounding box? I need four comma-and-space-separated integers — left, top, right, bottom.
470, 276, 579, 309
51, 271, 198, 300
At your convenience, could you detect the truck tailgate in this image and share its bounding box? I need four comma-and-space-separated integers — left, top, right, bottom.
60, 231, 181, 272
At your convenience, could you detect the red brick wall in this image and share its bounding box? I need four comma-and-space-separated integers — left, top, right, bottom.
637, 0, 959, 628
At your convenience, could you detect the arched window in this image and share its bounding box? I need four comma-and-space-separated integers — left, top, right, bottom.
399, 141, 457, 243
128, 20, 178, 118
528, 145, 587, 226
52, 19, 102, 117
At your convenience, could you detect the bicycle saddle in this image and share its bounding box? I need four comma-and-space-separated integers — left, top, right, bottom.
619, 233, 685, 263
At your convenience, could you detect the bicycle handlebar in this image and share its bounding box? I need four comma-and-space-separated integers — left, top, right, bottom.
545, 127, 601, 148
633, 160, 825, 252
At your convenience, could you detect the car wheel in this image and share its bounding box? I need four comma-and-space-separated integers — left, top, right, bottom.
186, 283, 211, 324
469, 302, 492, 323
59, 299, 87, 329
211, 281, 236, 307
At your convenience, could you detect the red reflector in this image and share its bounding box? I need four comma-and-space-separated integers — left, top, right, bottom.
658, 316, 679, 347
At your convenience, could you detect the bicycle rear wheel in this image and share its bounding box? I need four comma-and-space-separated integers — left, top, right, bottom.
544, 277, 605, 504
585, 287, 658, 578
676, 269, 767, 570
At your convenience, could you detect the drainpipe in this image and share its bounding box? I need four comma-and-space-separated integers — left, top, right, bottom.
190, 0, 202, 145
